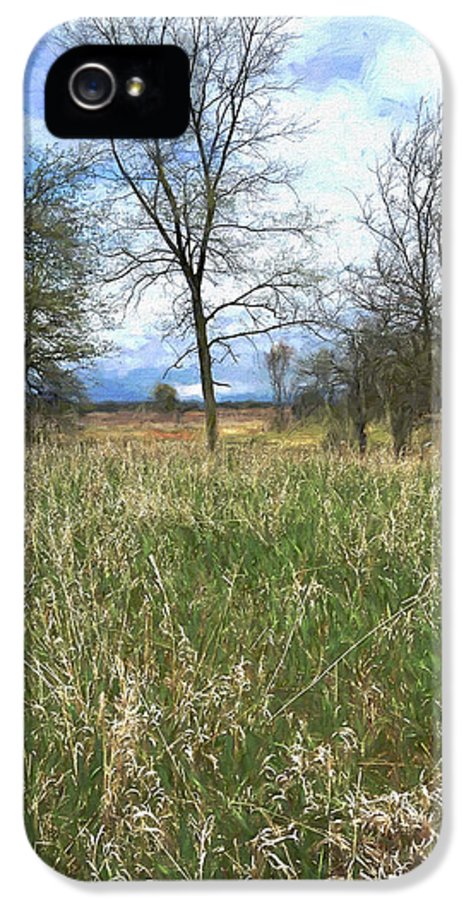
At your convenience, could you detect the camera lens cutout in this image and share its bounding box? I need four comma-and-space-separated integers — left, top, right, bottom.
68, 63, 116, 110
46, 45, 190, 138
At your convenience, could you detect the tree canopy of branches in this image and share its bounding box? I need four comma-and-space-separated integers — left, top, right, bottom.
57, 17, 323, 451
295, 102, 441, 457
343, 100, 441, 455
25, 145, 110, 426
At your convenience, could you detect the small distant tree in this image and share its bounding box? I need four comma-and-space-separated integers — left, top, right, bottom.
265, 341, 295, 429
151, 382, 179, 414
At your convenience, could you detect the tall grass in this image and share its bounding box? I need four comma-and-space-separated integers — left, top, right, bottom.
24, 439, 441, 880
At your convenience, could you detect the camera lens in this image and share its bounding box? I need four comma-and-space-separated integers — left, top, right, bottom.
68, 63, 116, 110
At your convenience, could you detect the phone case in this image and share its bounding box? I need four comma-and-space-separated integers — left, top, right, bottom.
24, 16, 442, 881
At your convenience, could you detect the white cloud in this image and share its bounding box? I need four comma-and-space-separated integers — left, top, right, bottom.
365, 32, 441, 114
177, 383, 203, 399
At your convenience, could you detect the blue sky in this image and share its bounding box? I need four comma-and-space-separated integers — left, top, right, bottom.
25, 17, 441, 402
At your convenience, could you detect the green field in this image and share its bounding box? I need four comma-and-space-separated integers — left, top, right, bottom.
24, 436, 441, 880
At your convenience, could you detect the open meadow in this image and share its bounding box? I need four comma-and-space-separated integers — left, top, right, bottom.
24, 14, 442, 882
24, 413, 441, 880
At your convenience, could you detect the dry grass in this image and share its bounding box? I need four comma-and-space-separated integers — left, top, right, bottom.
24, 437, 441, 880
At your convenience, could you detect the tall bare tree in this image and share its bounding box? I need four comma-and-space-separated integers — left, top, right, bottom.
344, 101, 442, 454
56, 17, 323, 451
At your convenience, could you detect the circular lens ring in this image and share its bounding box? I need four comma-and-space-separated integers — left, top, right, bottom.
68, 63, 117, 111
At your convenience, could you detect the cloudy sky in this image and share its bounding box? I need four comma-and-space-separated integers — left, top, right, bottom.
25, 16, 441, 402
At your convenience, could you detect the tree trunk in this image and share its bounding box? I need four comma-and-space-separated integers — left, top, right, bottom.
192, 288, 218, 452
390, 404, 412, 459
358, 419, 367, 457
352, 369, 367, 457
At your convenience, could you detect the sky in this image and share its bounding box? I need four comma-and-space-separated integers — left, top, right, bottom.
24, 16, 441, 402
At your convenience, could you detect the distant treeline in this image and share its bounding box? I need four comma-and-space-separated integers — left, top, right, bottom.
80, 399, 273, 414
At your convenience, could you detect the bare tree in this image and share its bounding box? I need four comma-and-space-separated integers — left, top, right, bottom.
344, 100, 442, 455
265, 341, 295, 429
56, 17, 323, 451
349, 101, 441, 334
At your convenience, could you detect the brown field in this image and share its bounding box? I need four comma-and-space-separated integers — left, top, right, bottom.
77, 405, 398, 451
79, 406, 283, 443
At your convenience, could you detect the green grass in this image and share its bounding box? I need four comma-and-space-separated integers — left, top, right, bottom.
24, 439, 441, 880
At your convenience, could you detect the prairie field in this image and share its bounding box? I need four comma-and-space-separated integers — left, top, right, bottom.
24, 419, 441, 880
24, 11, 442, 883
